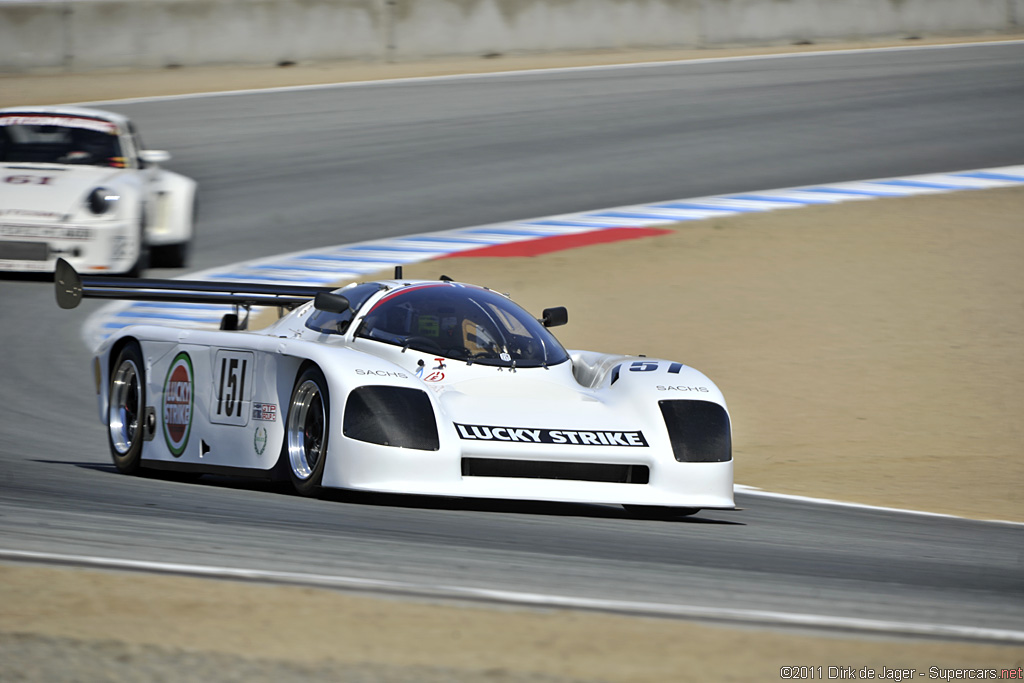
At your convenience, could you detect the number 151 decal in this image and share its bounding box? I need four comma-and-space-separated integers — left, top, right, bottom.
211, 350, 254, 426
611, 360, 685, 384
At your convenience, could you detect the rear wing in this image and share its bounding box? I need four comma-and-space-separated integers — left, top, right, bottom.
54, 258, 334, 310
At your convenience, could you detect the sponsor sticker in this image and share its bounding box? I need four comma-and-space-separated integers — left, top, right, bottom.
0, 114, 118, 134
0, 224, 91, 241
0, 209, 64, 219
252, 402, 277, 421
162, 352, 194, 456
355, 369, 408, 378
455, 423, 648, 447
254, 426, 268, 456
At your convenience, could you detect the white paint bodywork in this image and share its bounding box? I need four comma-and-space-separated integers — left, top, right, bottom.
94, 281, 734, 510
0, 106, 195, 274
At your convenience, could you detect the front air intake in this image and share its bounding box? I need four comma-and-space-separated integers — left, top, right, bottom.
461, 458, 649, 484
658, 400, 732, 462
344, 386, 439, 451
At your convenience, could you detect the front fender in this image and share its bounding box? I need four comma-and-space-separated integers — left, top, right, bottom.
571, 349, 727, 408
145, 171, 196, 246
271, 339, 449, 488
572, 350, 731, 465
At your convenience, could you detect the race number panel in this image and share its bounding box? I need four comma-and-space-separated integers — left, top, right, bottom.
210, 350, 254, 426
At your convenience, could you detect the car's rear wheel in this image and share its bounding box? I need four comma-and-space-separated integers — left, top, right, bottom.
108, 342, 145, 474
286, 365, 330, 496
623, 505, 699, 519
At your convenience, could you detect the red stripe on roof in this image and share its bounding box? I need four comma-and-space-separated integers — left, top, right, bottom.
366, 282, 454, 313
438, 227, 671, 258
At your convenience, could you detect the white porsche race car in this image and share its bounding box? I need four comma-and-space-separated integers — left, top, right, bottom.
0, 106, 196, 275
56, 259, 735, 517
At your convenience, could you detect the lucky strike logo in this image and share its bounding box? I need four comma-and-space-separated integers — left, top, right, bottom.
162, 352, 194, 456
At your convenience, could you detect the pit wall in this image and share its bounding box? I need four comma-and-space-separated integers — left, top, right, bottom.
1, 0, 1020, 73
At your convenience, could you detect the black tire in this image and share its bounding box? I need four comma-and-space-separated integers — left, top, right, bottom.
152, 241, 190, 269
623, 505, 700, 520
285, 365, 330, 496
107, 342, 146, 474
123, 208, 149, 277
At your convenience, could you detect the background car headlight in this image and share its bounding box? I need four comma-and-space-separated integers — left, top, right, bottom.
86, 187, 120, 215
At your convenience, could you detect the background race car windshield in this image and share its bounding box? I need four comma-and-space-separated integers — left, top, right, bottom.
0, 115, 124, 167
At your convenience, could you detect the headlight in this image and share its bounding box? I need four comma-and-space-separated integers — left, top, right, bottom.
86, 187, 121, 215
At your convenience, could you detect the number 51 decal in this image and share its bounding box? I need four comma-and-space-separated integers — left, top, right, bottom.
211, 350, 254, 426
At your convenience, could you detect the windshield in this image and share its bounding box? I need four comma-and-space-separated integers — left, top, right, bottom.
0, 114, 126, 168
355, 283, 569, 368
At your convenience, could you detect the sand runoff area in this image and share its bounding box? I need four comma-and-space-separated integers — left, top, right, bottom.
1, 39, 1022, 682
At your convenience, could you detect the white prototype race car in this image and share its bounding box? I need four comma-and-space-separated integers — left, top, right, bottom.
0, 106, 196, 275
56, 259, 735, 517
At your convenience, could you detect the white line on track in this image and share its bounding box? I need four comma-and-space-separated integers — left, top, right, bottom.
74, 39, 1024, 107
2, 548, 1022, 643
733, 486, 1024, 527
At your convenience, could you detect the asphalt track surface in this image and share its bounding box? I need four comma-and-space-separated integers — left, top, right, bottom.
1, 42, 1023, 640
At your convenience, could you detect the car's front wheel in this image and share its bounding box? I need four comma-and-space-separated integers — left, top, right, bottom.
108, 342, 146, 474
286, 365, 330, 496
123, 208, 149, 277
152, 240, 190, 269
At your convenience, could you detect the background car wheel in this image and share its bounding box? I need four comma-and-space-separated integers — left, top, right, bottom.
123, 208, 149, 277
286, 365, 330, 496
108, 342, 146, 474
152, 241, 190, 269
123, 244, 149, 277
623, 505, 700, 519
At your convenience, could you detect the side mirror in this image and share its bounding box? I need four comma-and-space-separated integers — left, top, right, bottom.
314, 292, 350, 314
138, 149, 171, 166
54, 258, 83, 309
541, 306, 568, 328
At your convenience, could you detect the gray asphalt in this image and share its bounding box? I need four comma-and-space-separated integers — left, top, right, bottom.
1, 42, 1022, 639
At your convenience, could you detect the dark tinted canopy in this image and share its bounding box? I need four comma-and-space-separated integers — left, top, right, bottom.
354, 283, 569, 368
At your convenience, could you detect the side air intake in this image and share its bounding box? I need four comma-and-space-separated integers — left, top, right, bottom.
658, 400, 732, 462
344, 386, 439, 451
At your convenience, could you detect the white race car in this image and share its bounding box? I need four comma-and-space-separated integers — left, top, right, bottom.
56, 260, 735, 518
0, 106, 196, 275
